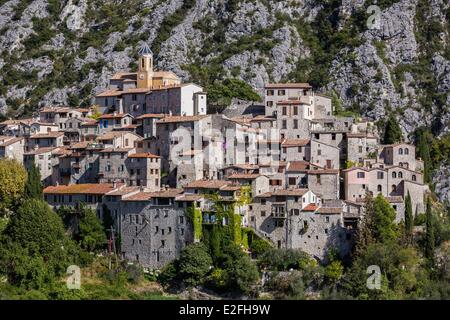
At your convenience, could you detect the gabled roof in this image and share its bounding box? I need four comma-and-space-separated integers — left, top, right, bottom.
0, 137, 23, 147
265, 83, 312, 89
128, 152, 160, 158
303, 203, 319, 212
99, 113, 133, 119
227, 173, 261, 180
136, 114, 165, 120
256, 188, 309, 198
281, 139, 310, 147
185, 180, 230, 190
286, 161, 311, 172
30, 132, 64, 139
156, 115, 209, 123
24, 147, 57, 155
44, 183, 118, 195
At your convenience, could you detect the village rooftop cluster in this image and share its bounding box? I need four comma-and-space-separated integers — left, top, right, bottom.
0, 44, 429, 269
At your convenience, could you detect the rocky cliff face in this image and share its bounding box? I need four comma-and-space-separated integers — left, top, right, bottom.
0, 0, 449, 200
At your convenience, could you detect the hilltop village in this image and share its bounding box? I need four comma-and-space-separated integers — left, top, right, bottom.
0, 45, 429, 269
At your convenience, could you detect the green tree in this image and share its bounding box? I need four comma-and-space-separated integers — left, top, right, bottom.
383, 115, 402, 144
78, 208, 107, 252
424, 198, 435, 266
220, 245, 259, 294
178, 243, 212, 287
0, 159, 27, 214
404, 191, 414, 239
372, 194, 399, 243
415, 128, 433, 183
0, 199, 78, 288
353, 192, 375, 256
24, 164, 43, 199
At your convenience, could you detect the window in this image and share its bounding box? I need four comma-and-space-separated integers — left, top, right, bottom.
392, 171, 397, 178
358, 146, 363, 153
266, 90, 274, 96
317, 149, 321, 156
132, 94, 137, 101
282, 120, 287, 129
357, 172, 365, 179
391, 184, 397, 193
405, 148, 409, 155
261, 211, 266, 217
412, 175, 416, 182
332, 133, 336, 140
293, 119, 298, 129
326, 217, 330, 223
282, 107, 287, 116
377, 185, 382, 192
261, 199, 266, 205
398, 171, 403, 179
399, 148, 403, 155
161, 240, 165, 248
293, 106, 298, 115
298, 146, 302, 153
277, 90, 286, 95
377, 172, 384, 179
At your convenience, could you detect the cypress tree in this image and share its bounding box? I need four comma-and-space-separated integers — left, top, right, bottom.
354, 192, 375, 256
404, 191, 414, 238
24, 164, 43, 199
424, 198, 435, 265
383, 115, 402, 144
415, 128, 433, 183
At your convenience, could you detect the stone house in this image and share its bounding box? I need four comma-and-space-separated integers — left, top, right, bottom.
98, 113, 134, 133
119, 188, 193, 269
264, 83, 314, 117
346, 133, 378, 164
27, 131, 65, 150
135, 114, 164, 138
43, 183, 120, 220
281, 139, 310, 162
310, 139, 340, 169
307, 169, 340, 200
24, 147, 60, 186
0, 137, 25, 162
96, 131, 141, 149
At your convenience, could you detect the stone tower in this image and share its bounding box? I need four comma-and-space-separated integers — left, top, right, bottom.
137, 43, 154, 89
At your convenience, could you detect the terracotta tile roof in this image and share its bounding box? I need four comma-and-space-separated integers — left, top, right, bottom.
287, 161, 311, 172
156, 115, 208, 123
175, 194, 204, 202
30, 132, 64, 138
185, 180, 230, 190
95, 90, 123, 97
276, 100, 305, 105
136, 114, 165, 120
24, 147, 57, 155
256, 188, 309, 197
227, 173, 261, 179
386, 196, 404, 203
81, 120, 98, 126
96, 131, 131, 140
347, 133, 377, 139
317, 207, 342, 214
225, 164, 260, 170
265, 83, 312, 89
307, 169, 340, 174
44, 183, 118, 195
40, 107, 72, 113
0, 137, 23, 147
250, 116, 276, 122
100, 148, 134, 153
71, 141, 90, 149
106, 186, 141, 196
303, 204, 319, 212
99, 113, 132, 119
121, 88, 152, 94
122, 192, 153, 201
282, 139, 310, 147
111, 72, 137, 80
122, 189, 183, 201
219, 185, 242, 191
128, 152, 160, 158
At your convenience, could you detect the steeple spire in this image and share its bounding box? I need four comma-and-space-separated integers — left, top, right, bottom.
138, 43, 153, 57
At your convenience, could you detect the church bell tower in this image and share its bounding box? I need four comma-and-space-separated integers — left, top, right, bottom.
137, 43, 154, 89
